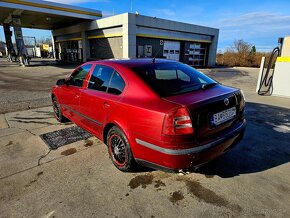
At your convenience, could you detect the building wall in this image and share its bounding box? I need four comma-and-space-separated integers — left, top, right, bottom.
90, 37, 123, 59
136, 37, 164, 58
52, 13, 219, 66
133, 13, 219, 66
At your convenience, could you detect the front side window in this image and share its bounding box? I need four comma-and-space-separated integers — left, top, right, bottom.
88, 65, 114, 92
70, 64, 92, 87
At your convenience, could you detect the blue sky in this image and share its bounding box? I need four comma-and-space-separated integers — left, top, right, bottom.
1, 0, 290, 52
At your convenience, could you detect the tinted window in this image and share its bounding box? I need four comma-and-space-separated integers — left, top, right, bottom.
132, 63, 217, 97
88, 65, 114, 92
108, 72, 125, 95
70, 64, 92, 87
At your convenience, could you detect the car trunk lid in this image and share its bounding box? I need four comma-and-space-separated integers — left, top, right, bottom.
163, 85, 241, 142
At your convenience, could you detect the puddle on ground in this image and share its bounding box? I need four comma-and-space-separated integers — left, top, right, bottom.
127, 173, 242, 213
128, 174, 154, 189
169, 191, 184, 204
13, 116, 52, 120
24, 179, 37, 187
154, 180, 166, 189
10, 120, 53, 125
34, 111, 55, 116
61, 148, 77, 156
84, 139, 94, 147
5, 141, 13, 146
184, 179, 228, 206
177, 177, 242, 212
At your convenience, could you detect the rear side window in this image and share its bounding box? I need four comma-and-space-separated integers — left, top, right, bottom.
108, 72, 125, 95
70, 64, 92, 87
88, 65, 114, 92
132, 63, 216, 97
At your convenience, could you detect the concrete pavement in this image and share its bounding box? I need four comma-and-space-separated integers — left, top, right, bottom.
0, 102, 290, 217
1, 60, 290, 217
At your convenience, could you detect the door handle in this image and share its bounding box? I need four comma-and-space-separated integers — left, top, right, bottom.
103, 102, 110, 109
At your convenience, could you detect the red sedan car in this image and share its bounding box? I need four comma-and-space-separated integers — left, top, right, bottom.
52, 59, 246, 172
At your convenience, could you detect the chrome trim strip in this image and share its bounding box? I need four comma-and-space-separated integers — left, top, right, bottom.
175, 123, 193, 129
62, 104, 102, 126
136, 121, 246, 156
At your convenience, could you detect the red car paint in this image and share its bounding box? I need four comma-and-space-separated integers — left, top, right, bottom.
52, 59, 246, 171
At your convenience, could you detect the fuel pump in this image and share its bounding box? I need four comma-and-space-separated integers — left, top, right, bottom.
256, 36, 290, 98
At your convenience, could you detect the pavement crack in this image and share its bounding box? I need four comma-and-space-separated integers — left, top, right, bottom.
0, 147, 88, 180
4, 114, 10, 128
38, 149, 52, 166
25, 129, 37, 136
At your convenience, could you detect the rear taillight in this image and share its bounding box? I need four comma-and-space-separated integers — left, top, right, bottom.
162, 107, 194, 135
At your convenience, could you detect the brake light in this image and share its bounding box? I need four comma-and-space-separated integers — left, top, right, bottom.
162, 107, 194, 135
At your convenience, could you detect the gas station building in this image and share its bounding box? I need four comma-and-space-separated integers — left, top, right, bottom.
0, 0, 219, 67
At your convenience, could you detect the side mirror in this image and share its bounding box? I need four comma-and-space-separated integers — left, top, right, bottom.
56, 79, 65, 86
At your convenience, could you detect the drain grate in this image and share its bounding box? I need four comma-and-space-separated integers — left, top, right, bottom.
40, 126, 92, 149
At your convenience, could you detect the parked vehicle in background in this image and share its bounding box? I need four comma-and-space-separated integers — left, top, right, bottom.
52, 59, 246, 172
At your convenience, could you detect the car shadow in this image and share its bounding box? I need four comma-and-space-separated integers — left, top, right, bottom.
197, 102, 290, 178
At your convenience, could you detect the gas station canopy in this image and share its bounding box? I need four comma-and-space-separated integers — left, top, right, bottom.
0, 0, 102, 30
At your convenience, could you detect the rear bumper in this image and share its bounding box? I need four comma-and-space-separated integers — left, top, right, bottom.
134, 119, 246, 171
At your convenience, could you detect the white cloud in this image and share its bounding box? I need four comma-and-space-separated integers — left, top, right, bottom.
212, 12, 290, 50
217, 12, 290, 30
151, 9, 176, 18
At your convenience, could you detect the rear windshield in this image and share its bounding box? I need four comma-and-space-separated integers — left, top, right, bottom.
131, 63, 217, 97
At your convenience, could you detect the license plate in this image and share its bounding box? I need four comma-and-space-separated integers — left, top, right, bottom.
211, 107, 236, 126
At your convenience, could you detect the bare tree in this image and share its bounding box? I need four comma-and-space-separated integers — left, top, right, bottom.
233, 39, 252, 54
216, 39, 270, 67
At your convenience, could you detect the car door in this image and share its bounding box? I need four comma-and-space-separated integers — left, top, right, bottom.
79, 64, 126, 137
58, 64, 92, 120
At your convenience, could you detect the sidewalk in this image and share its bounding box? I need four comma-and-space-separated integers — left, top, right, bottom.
0, 106, 99, 179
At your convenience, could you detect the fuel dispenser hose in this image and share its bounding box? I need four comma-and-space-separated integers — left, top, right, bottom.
257, 47, 280, 95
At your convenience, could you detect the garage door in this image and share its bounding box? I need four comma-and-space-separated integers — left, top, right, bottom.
163, 40, 180, 61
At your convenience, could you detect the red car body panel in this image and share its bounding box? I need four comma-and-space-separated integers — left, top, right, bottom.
52, 59, 246, 171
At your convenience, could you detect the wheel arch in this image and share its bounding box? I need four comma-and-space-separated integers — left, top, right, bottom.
103, 121, 130, 146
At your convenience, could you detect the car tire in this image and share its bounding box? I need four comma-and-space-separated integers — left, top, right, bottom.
107, 126, 137, 172
52, 96, 68, 123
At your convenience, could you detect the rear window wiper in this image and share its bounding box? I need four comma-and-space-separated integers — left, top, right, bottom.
201, 83, 217, 90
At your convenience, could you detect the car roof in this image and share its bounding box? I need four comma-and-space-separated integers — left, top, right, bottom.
87, 58, 178, 68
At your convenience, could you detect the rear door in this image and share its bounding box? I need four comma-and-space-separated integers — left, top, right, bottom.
79, 64, 126, 136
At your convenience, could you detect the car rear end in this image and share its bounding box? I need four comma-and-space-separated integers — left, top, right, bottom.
160, 87, 245, 170
130, 60, 246, 171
